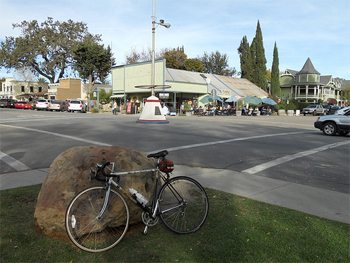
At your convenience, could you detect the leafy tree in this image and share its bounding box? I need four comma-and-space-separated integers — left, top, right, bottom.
0, 17, 99, 83
99, 89, 112, 104
163, 47, 187, 70
271, 42, 280, 97
250, 21, 268, 90
73, 36, 114, 110
184, 58, 205, 72
238, 36, 253, 81
201, 51, 236, 76
342, 84, 350, 101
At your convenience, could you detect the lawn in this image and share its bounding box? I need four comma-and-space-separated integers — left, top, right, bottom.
0, 185, 349, 262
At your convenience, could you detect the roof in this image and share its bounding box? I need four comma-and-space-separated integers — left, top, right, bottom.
298, 58, 320, 75
320, 75, 332, 85
165, 68, 267, 98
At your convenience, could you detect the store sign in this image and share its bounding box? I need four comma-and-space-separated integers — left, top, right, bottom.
159, 93, 169, 99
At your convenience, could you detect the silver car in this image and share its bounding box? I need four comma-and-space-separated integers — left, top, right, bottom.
314, 109, 350, 136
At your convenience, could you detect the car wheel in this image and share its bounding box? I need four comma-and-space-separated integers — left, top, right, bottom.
322, 122, 337, 136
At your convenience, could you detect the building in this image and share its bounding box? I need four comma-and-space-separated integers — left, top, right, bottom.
111, 59, 268, 112
280, 58, 345, 105
0, 77, 48, 100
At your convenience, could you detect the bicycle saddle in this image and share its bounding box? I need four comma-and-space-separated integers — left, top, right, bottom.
147, 150, 168, 159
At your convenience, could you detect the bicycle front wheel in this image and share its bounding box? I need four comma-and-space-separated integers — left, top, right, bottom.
65, 187, 129, 253
158, 176, 209, 234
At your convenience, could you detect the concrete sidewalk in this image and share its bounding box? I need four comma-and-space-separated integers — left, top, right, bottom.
0, 166, 349, 224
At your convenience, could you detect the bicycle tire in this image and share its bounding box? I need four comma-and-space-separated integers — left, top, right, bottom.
158, 176, 209, 234
65, 187, 129, 253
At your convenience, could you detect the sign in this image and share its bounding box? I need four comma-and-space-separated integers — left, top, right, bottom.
159, 93, 169, 99
127, 102, 132, 113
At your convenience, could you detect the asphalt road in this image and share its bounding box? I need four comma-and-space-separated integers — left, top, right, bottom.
1, 109, 349, 194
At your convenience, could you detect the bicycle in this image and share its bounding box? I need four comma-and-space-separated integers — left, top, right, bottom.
65, 150, 209, 253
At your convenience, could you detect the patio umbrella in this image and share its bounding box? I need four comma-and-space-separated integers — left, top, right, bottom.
213, 95, 223, 102
262, 97, 277, 106
225, 95, 239, 103
199, 94, 223, 104
199, 95, 213, 104
244, 96, 262, 105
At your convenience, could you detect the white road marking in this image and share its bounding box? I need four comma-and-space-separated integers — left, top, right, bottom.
0, 124, 112, 146
242, 140, 350, 174
154, 131, 306, 152
0, 151, 30, 171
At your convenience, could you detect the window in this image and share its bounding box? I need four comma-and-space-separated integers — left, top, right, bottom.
38, 87, 42, 92
30, 86, 34, 93
21, 86, 25, 92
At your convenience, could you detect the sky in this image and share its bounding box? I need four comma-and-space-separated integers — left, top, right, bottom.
0, 0, 349, 79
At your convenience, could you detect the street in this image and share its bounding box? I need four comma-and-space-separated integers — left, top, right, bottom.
0, 109, 349, 195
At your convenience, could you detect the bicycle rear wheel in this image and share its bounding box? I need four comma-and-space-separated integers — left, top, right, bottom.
65, 187, 129, 253
158, 176, 209, 234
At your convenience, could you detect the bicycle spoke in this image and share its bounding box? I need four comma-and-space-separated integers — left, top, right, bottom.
159, 177, 208, 234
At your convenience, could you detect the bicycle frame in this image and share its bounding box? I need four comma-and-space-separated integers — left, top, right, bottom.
95, 162, 185, 230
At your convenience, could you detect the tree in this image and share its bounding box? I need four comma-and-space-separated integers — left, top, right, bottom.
238, 36, 253, 81
163, 47, 187, 70
73, 36, 114, 110
201, 51, 236, 76
99, 89, 112, 104
184, 58, 205, 72
250, 21, 268, 90
0, 17, 99, 83
125, 48, 164, 64
271, 42, 280, 97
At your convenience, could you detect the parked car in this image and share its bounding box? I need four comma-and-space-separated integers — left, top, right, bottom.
302, 104, 325, 116
14, 101, 33, 110
326, 105, 341, 115
35, 99, 50, 110
314, 109, 350, 136
0, 98, 16, 108
335, 106, 350, 115
68, 100, 87, 113
49, 100, 68, 111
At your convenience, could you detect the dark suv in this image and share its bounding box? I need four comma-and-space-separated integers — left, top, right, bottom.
0, 98, 16, 108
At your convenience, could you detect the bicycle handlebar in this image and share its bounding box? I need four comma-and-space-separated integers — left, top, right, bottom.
97, 160, 111, 177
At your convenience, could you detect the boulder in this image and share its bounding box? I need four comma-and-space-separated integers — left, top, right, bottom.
34, 146, 156, 239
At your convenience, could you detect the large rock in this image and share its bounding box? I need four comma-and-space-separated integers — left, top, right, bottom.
34, 146, 156, 239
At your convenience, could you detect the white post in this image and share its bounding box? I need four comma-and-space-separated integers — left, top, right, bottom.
151, 0, 156, 96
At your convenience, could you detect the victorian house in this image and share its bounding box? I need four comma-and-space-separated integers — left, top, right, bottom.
280, 58, 344, 105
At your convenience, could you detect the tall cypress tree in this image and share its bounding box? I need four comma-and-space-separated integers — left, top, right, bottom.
271, 42, 280, 97
251, 20, 268, 91
238, 36, 253, 82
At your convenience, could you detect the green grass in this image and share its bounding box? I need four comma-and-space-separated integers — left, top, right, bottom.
1, 185, 349, 262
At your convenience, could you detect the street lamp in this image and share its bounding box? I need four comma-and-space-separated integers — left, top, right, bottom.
151, 0, 170, 95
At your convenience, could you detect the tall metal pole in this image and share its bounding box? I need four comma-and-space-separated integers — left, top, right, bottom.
151, 0, 156, 96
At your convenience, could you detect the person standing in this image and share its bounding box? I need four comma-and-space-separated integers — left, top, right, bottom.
113, 100, 117, 115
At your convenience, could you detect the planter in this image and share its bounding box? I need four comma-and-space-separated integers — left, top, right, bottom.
235, 110, 242, 116
278, 109, 287, 116
287, 110, 294, 116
